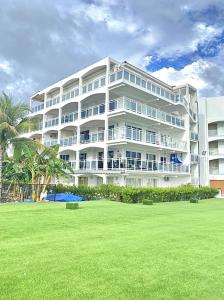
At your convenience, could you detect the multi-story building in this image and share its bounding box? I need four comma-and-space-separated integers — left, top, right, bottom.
199, 96, 224, 194
28, 57, 198, 187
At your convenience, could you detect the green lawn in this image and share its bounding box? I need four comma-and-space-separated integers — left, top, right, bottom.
1, 199, 224, 300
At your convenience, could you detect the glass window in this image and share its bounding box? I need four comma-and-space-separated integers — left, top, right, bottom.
156, 87, 160, 95
147, 82, 151, 90
152, 84, 155, 93
130, 74, 135, 83
82, 86, 87, 93
99, 104, 105, 113
110, 73, 115, 82
165, 91, 169, 99
161, 89, 165, 97
70, 91, 74, 98
171, 94, 174, 101
124, 70, 129, 80
75, 89, 79, 96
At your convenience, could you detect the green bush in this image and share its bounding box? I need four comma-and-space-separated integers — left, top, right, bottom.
55, 184, 218, 204
66, 202, 79, 209
143, 199, 153, 205
190, 199, 199, 203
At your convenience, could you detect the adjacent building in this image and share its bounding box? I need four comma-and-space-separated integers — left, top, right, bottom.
28, 57, 199, 187
199, 96, 224, 194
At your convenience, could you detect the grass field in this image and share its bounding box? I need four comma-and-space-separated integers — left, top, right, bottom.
1, 199, 224, 300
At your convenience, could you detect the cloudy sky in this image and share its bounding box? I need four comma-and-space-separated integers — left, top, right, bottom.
1, 0, 224, 102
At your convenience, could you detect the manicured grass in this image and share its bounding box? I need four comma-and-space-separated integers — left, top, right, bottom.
1, 199, 224, 299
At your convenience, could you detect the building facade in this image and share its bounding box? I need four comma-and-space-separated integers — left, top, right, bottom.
199, 96, 224, 194
28, 57, 198, 187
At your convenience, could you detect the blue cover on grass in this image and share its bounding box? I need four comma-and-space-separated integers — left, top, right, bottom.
46, 193, 85, 202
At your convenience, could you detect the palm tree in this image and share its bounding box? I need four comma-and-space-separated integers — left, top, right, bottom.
0, 92, 34, 198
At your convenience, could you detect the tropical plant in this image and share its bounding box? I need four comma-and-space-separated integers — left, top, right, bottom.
0, 92, 34, 197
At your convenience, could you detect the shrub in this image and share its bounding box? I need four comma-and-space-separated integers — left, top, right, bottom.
55, 184, 218, 204
66, 202, 79, 209
190, 199, 199, 203
143, 199, 153, 205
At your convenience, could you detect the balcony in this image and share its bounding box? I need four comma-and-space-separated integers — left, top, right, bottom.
82, 75, 106, 94
62, 88, 79, 102
110, 68, 197, 121
81, 103, 105, 119
80, 131, 105, 144
70, 158, 189, 174
45, 117, 59, 128
32, 103, 44, 113
209, 149, 224, 156
60, 136, 77, 147
61, 112, 78, 124
109, 97, 185, 128
190, 132, 198, 141
46, 96, 60, 108
108, 127, 186, 151
44, 139, 58, 147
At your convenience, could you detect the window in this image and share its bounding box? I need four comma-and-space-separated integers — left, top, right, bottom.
136, 77, 141, 85
160, 156, 166, 163
146, 153, 156, 161
147, 82, 151, 90
82, 86, 87, 93
70, 90, 74, 98
100, 77, 106, 86
130, 73, 135, 83
156, 87, 161, 95
94, 80, 99, 89
99, 104, 105, 114
88, 83, 92, 92
152, 84, 155, 92
110, 73, 115, 82
141, 80, 146, 88
60, 154, 69, 161
75, 89, 79, 96
117, 71, 122, 80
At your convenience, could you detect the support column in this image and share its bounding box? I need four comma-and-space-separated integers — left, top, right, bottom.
76, 150, 80, 171
75, 176, 79, 186
103, 174, 107, 184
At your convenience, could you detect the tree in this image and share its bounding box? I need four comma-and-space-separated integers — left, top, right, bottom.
0, 92, 34, 198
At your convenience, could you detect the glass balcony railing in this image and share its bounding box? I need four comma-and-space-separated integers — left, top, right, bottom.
110, 68, 197, 121
44, 139, 58, 147
191, 154, 199, 163
62, 88, 79, 102
46, 96, 60, 108
82, 75, 106, 94
81, 103, 105, 119
109, 97, 185, 128
60, 136, 77, 147
190, 132, 198, 141
71, 158, 189, 173
108, 127, 186, 151
209, 149, 224, 156
32, 103, 44, 113
80, 131, 105, 144
61, 112, 78, 124
45, 117, 59, 128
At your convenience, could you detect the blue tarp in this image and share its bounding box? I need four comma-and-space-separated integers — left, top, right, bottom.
46, 193, 86, 202
170, 153, 182, 164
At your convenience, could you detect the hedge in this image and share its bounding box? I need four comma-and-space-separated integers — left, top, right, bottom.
53, 184, 218, 204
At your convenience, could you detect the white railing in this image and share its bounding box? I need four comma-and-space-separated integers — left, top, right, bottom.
80, 131, 105, 144
70, 158, 189, 173
32, 103, 44, 113
190, 132, 198, 141
46, 96, 60, 108
110, 68, 197, 121
44, 139, 58, 147
109, 97, 185, 128
82, 75, 106, 94
61, 112, 78, 124
60, 136, 77, 147
108, 127, 186, 151
81, 103, 105, 119
45, 117, 59, 128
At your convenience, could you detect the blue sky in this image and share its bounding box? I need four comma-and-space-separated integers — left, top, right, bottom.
0, 0, 224, 100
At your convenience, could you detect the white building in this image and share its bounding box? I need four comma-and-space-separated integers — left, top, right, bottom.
28, 57, 199, 187
199, 96, 224, 194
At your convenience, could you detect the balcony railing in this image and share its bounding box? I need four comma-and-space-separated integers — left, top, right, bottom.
110, 68, 197, 121
61, 112, 78, 124
81, 103, 105, 119
82, 75, 106, 94
60, 136, 77, 147
190, 132, 198, 141
69, 158, 189, 173
108, 127, 186, 151
45, 117, 59, 128
46, 96, 60, 108
80, 131, 105, 144
191, 154, 199, 163
109, 97, 185, 128
44, 139, 58, 147
62, 88, 79, 102
209, 149, 224, 156
32, 103, 44, 113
